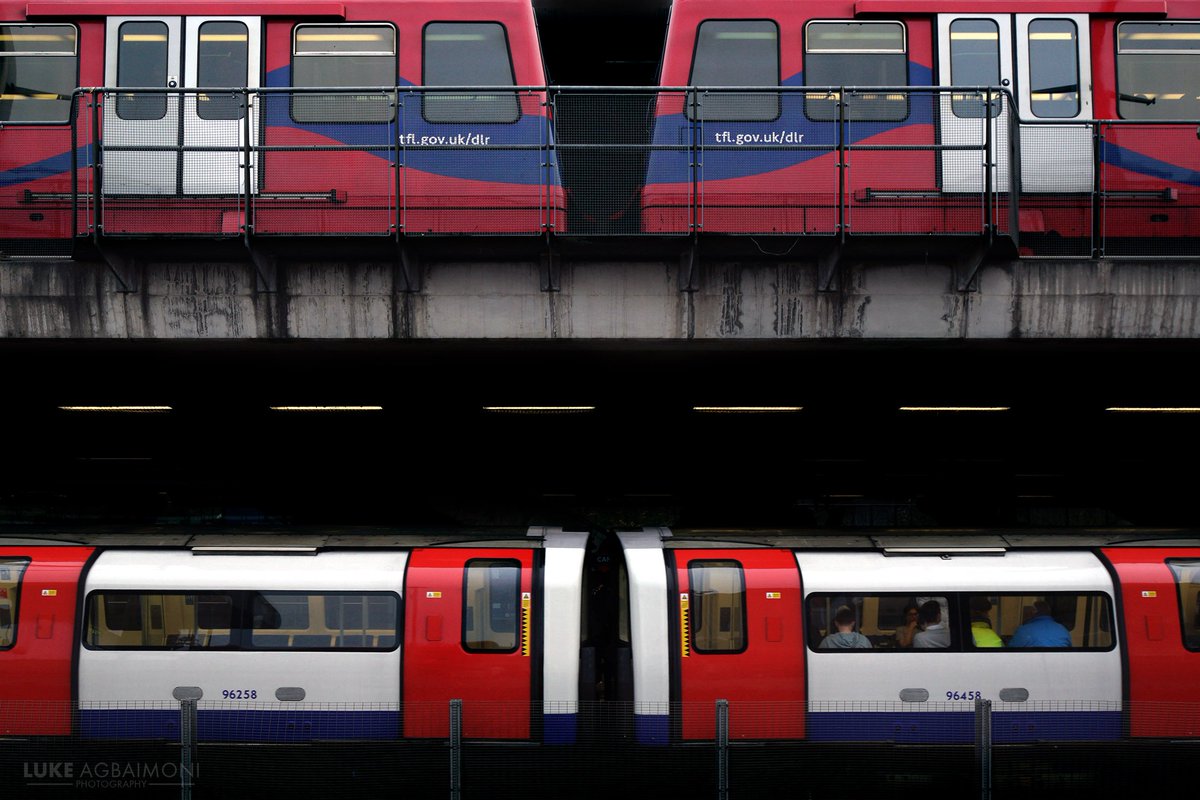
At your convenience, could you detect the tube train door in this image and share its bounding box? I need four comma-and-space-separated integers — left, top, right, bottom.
103, 16, 260, 195
671, 548, 805, 740
937, 14, 1093, 194
403, 548, 537, 740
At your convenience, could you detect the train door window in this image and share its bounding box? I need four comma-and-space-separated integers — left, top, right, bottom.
292, 24, 396, 123
1026, 18, 1080, 118
84, 592, 234, 649
463, 559, 520, 652
196, 20, 247, 120
686, 20, 779, 121
0, 559, 30, 649
1167, 561, 1200, 651
422, 22, 518, 123
116, 20, 169, 120
804, 21, 908, 121
0, 25, 77, 123
688, 560, 746, 653
949, 19, 1002, 118
1116, 22, 1200, 120
975, 593, 1114, 649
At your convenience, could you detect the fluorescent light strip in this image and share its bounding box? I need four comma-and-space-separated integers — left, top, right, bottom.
59, 405, 172, 412
1105, 406, 1200, 413
269, 405, 383, 412
483, 406, 595, 413
693, 406, 804, 413
899, 406, 1010, 412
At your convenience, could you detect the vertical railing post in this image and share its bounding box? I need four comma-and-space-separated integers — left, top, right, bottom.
975, 698, 992, 800
449, 699, 463, 800
173, 687, 202, 800
715, 699, 729, 800
837, 86, 847, 243
1092, 122, 1104, 258
690, 88, 701, 234
92, 90, 103, 241
242, 88, 253, 242
983, 88, 994, 242
394, 87, 404, 240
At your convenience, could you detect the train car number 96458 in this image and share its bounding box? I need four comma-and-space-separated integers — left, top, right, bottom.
946, 691, 984, 701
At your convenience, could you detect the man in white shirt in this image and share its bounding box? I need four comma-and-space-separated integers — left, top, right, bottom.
913, 600, 950, 648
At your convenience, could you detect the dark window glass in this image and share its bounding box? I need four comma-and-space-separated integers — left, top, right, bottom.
966, 593, 1113, 649
252, 593, 310, 630
1168, 560, 1200, 651
292, 24, 396, 123
464, 559, 520, 651
688, 560, 746, 653
806, 594, 950, 651
687, 20, 779, 121
196, 21, 247, 120
1027, 18, 1080, 118
950, 19, 1002, 118
1117, 22, 1200, 120
0, 25, 76, 123
86, 593, 234, 649
423, 22, 518, 123
805, 21, 908, 121
251, 592, 398, 649
117, 21, 168, 120
0, 559, 30, 649
325, 594, 396, 630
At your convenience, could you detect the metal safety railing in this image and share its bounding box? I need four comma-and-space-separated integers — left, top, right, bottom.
6, 85, 1194, 258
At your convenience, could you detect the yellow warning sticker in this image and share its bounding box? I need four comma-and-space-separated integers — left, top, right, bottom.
680, 593, 690, 658
426, 591, 442, 599
41, 589, 58, 597
521, 592, 532, 656
766, 592, 781, 599
1142, 590, 1157, 598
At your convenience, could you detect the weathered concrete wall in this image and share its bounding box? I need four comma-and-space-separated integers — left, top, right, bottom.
3, 257, 1200, 339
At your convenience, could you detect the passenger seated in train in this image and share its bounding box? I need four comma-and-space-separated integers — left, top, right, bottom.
912, 600, 950, 649
893, 602, 919, 649
1009, 600, 1072, 647
969, 597, 1003, 648
819, 606, 873, 649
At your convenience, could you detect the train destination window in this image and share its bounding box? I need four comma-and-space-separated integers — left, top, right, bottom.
196, 21, 248, 121
807, 594, 952, 651
292, 24, 396, 123
0, 25, 77, 123
422, 22, 518, 124
804, 21, 908, 121
0, 559, 30, 649
1027, 19, 1080, 118
463, 559, 520, 652
251, 592, 398, 649
688, 560, 746, 653
1117, 22, 1200, 120
686, 20, 779, 122
965, 593, 1113, 649
116, 20, 169, 121
949, 19, 1002, 118
1168, 561, 1200, 650
85, 592, 234, 649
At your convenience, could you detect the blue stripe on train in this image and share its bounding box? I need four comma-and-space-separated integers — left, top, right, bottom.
80, 709, 400, 741
634, 714, 669, 745
1103, 143, 1200, 188
0, 145, 92, 189
807, 710, 1121, 744
543, 713, 577, 745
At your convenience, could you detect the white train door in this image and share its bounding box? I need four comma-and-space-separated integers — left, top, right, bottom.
103, 17, 259, 195
938, 14, 1092, 194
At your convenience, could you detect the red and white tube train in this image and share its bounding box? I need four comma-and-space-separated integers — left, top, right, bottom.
1, 528, 1198, 747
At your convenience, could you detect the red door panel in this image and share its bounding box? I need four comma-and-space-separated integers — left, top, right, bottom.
1103, 547, 1200, 738
674, 549, 804, 740
403, 548, 534, 739
0, 546, 93, 736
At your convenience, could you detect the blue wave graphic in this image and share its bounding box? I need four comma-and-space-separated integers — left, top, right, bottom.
1103, 141, 1200, 188
0, 145, 92, 189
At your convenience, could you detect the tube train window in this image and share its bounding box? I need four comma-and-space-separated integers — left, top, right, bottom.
0, 25, 76, 123
688, 560, 746, 653
964, 593, 1113, 649
291, 24, 396, 123
1168, 560, 1200, 650
84, 591, 400, 650
808, 594, 952, 650
422, 22, 518, 124
804, 21, 907, 121
686, 20, 779, 122
116, 21, 169, 120
1117, 22, 1200, 120
463, 558, 520, 652
949, 19, 1002, 119
1027, 18, 1080, 118
0, 559, 30, 649
196, 21, 248, 121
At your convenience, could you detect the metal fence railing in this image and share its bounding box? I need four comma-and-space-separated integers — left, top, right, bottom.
4, 86, 1197, 259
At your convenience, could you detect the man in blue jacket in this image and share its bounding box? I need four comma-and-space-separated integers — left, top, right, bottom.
1009, 600, 1072, 647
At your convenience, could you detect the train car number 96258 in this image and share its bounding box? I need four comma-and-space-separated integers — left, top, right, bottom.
221, 689, 258, 700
